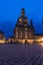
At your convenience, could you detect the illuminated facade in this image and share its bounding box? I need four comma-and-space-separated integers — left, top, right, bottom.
0, 31, 6, 43
0, 8, 43, 44
14, 8, 35, 43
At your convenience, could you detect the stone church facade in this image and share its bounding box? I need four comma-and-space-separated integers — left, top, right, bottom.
14, 8, 35, 43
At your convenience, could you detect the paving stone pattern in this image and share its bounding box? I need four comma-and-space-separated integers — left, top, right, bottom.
0, 43, 43, 65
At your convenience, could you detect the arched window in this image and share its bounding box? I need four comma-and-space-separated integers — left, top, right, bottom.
18, 18, 22, 24
25, 28, 27, 30
19, 30, 22, 38
25, 28, 27, 38
20, 31, 22, 38
25, 31, 27, 38
16, 31, 18, 38
15, 28, 18, 38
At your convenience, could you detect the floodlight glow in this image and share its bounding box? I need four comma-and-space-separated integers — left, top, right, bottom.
41, 38, 43, 41
40, 43, 43, 46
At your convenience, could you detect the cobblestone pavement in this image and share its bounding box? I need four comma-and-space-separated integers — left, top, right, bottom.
0, 43, 43, 65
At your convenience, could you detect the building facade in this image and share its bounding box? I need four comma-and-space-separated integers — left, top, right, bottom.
14, 8, 35, 43
0, 31, 6, 43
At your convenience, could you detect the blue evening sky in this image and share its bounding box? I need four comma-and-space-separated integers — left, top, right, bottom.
0, 0, 43, 38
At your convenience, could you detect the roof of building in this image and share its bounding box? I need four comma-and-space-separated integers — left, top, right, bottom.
35, 34, 43, 36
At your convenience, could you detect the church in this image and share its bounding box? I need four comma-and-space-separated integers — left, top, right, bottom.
14, 8, 35, 43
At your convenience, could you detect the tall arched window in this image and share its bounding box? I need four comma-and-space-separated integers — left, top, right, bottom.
16, 28, 18, 38
20, 31, 22, 38
20, 30, 22, 38
25, 31, 27, 38
25, 28, 27, 39
16, 31, 18, 38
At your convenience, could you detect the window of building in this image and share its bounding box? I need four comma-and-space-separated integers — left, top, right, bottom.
25, 31, 27, 38
19, 30, 22, 38
29, 32, 32, 36
16, 31, 18, 38
25, 28, 27, 31
20, 32, 22, 38
19, 18, 22, 22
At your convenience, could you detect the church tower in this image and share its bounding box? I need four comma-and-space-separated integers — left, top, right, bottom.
29, 20, 35, 38
30, 20, 35, 31
17, 8, 28, 26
